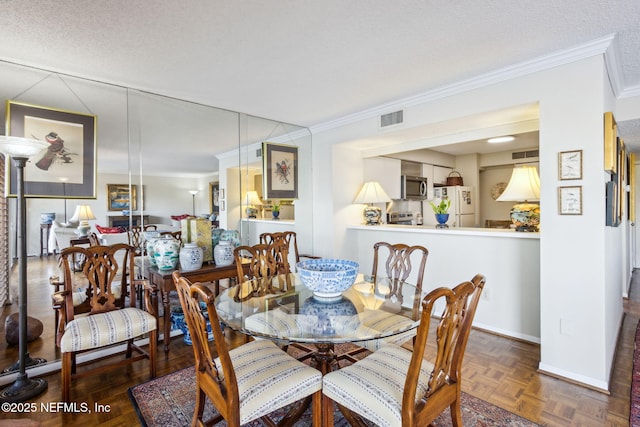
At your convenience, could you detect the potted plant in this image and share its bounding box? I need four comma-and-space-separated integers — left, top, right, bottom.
430, 199, 451, 228
272, 201, 281, 219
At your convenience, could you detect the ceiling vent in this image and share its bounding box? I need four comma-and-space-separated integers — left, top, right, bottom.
380, 110, 403, 128
512, 149, 539, 160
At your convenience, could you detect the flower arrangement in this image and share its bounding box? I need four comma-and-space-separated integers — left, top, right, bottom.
430, 199, 451, 214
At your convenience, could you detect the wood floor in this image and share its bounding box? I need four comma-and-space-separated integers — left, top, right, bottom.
0, 255, 637, 426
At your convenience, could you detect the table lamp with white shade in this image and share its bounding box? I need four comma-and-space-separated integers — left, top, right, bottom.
70, 204, 96, 237
496, 165, 541, 232
0, 135, 49, 402
244, 190, 262, 218
353, 181, 391, 225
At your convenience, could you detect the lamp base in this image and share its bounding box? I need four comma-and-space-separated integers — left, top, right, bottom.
3, 353, 47, 374
510, 202, 540, 232
362, 206, 382, 225
77, 221, 91, 237
0, 374, 48, 402
245, 207, 258, 219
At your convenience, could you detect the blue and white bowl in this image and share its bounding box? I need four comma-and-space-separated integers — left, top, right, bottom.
296, 259, 359, 299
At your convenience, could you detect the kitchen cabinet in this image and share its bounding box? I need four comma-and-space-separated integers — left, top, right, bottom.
433, 165, 453, 186
363, 157, 401, 199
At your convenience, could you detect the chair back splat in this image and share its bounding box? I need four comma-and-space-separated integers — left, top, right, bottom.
172, 272, 322, 427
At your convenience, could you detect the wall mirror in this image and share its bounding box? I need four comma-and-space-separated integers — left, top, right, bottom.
0, 59, 313, 378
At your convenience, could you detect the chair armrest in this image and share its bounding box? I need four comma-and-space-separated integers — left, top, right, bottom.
134, 279, 157, 316
49, 275, 64, 292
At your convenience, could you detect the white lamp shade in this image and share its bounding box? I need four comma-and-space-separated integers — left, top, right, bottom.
70, 205, 96, 222
0, 136, 49, 157
496, 165, 540, 202
244, 190, 263, 206
353, 181, 391, 204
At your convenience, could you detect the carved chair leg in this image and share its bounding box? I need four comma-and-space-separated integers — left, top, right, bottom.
149, 330, 157, 378
62, 352, 72, 402
450, 399, 463, 427
125, 339, 133, 358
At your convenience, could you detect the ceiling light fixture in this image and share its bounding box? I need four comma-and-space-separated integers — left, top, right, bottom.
487, 136, 515, 143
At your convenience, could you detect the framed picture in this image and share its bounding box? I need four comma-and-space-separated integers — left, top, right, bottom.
5, 100, 97, 198
209, 182, 220, 214
604, 112, 617, 174
107, 184, 137, 211
558, 150, 582, 180
558, 186, 582, 215
262, 142, 298, 199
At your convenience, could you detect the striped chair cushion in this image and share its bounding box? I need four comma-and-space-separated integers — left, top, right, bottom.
335, 310, 418, 351
244, 309, 301, 339
60, 307, 157, 352
322, 344, 433, 427
214, 339, 322, 425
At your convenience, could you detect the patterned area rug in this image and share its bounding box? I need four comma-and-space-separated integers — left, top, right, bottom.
631, 320, 640, 426
129, 366, 539, 426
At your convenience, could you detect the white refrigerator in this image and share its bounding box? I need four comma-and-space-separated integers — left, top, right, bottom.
424, 186, 476, 227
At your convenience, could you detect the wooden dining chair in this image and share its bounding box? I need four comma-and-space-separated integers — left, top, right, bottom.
259, 231, 320, 272
338, 242, 429, 363
56, 243, 157, 402
171, 272, 322, 427
233, 243, 293, 296
322, 274, 486, 427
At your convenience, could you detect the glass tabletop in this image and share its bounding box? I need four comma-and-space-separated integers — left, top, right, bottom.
215, 273, 425, 344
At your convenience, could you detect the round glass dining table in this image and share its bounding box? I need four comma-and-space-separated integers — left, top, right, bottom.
215, 272, 425, 373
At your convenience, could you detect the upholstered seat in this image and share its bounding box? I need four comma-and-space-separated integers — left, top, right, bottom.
213, 339, 321, 424
323, 344, 433, 425
60, 307, 156, 352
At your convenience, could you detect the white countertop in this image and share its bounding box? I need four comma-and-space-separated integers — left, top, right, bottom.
348, 223, 540, 239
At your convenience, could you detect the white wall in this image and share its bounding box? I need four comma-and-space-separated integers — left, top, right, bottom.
310, 55, 623, 390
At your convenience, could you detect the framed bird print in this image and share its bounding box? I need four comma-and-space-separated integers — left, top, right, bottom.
262, 142, 298, 199
4, 100, 97, 198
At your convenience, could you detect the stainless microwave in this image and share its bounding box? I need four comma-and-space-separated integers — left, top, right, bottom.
401, 175, 428, 199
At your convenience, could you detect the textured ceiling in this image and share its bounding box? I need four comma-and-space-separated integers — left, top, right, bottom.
0, 0, 639, 172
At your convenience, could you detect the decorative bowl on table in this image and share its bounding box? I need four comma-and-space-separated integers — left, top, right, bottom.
296, 258, 359, 299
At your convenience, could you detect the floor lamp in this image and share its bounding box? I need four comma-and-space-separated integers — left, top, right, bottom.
0, 136, 49, 402
189, 190, 198, 216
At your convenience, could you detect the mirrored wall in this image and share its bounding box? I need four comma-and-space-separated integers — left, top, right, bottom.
0, 59, 313, 377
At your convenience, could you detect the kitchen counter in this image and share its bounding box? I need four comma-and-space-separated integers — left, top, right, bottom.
346, 223, 540, 343
348, 223, 540, 239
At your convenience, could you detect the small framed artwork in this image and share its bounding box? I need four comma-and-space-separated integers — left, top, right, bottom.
558, 150, 582, 180
558, 186, 582, 215
262, 142, 298, 199
5, 100, 97, 198
604, 112, 617, 174
107, 184, 137, 211
209, 182, 220, 215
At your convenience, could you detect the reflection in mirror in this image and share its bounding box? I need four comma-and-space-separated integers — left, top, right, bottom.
0, 60, 313, 380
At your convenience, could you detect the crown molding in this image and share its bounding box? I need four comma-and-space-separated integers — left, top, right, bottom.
311, 34, 617, 135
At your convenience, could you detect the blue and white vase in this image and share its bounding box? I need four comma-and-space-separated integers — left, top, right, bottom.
170, 305, 214, 345
220, 229, 240, 247
154, 236, 180, 270
214, 240, 234, 266
180, 242, 203, 272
